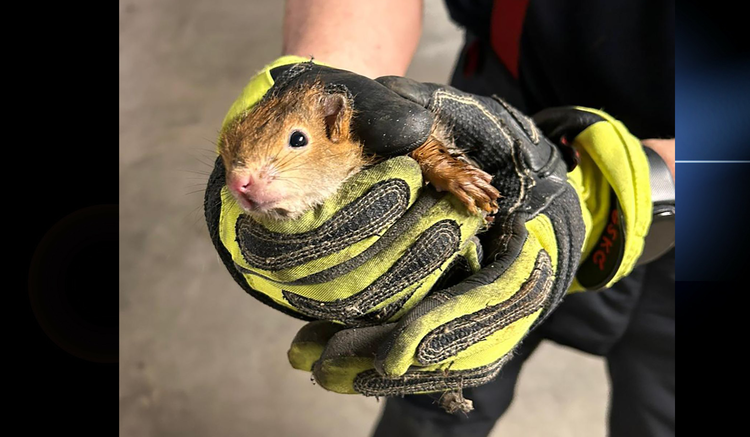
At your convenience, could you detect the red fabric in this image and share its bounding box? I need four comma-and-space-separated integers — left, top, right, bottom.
463, 40, 481, 77
490, 0, 530, 79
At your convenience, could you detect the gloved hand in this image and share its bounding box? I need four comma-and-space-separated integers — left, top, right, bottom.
285, 79, 654, 405
532, 106, 655, 291
205, 65, 653, 407
206, 59, 487, 324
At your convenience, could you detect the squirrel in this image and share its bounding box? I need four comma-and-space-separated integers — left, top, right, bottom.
218, 80, 500, 220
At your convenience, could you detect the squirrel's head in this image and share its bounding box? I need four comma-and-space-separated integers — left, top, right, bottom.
219, 82, 371, 220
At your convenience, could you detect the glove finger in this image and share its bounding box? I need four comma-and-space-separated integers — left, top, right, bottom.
378, 77, 552, 183
310, 323, 394, 394
310, 323, 514, 397
377, 76, 542, 148
350, 354, 514, 398
374, 216, 556, 377
375, 76, 445, 108
532, 106, 606, 145
288, 320, 347, 371
532, 107, 609, 171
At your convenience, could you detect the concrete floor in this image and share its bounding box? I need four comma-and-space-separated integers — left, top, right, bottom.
119, 1, 609, 435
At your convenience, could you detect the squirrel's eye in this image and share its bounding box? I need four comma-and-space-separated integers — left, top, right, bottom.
289, 131, 308, 148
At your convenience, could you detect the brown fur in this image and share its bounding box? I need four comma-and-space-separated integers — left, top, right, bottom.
409, 125, 500, 214
219, 82, 371, 219
219, 82, 499, 220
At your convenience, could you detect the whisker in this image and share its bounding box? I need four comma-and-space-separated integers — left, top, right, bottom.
199, 137, 219, 147
275, 175, 316, 182
276, 159, 319, 172
273, 150, 302, 170
278, 178, 304, 190
189, 154, 217, 169
277, 151, 356, 172
177, 169, 212, 175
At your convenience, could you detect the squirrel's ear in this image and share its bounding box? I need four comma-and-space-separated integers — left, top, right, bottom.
320, 93, 352, 143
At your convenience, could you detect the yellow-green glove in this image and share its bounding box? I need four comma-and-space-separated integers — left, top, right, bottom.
283, 79, 653, 404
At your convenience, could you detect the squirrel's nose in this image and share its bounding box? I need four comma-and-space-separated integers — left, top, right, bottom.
227, 169, 283, 210
229, 174, 255, 194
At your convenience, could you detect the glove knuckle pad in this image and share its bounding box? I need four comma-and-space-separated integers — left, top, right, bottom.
415, 251, 554, 365
283, 220, 462, 325
236, 179, 410, 271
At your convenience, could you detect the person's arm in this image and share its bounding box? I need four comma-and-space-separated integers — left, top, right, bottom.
283, 0, 423, 78
642, 139, 676, 181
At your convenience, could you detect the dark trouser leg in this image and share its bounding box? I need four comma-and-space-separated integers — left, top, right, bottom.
539, 250, 675, 437
371, 333, 544, 437
540, 251, 675, 437
606, 250, 675, 437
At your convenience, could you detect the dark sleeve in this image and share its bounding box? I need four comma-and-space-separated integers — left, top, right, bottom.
443, 0, 494, 40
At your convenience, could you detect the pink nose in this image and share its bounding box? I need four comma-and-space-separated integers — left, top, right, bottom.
227, 170, 283, 209
229, 174, 255, 194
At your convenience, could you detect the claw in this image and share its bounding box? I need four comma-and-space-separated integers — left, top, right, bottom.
410, 135, 502, 216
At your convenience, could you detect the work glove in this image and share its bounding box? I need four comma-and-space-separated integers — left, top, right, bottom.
205, 64, 653, 406
284, 79, 653, 405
